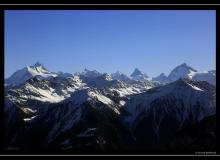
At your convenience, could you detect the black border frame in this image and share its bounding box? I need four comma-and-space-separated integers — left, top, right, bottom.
0, 4, 219, 156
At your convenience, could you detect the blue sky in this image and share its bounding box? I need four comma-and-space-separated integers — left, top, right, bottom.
5, 10, 216, 78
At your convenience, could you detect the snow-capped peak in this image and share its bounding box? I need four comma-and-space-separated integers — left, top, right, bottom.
130, 68, 150, 82
32, 61, 44, 68
27, 62, 57, 77
28, 62, 49, 72
111, 71, 131, 82
130, 68, 146, 77
28, 63, 49, 74
80, 68, 102, 78
5, 62, 58, 86
168, 63, 197, 82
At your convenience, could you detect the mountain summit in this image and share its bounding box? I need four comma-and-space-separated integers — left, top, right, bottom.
111, 71, 131, 82
130, 68, 150, 81
5, 62, 216, 86
4, 62, 216, 151
5, 62, 57, 86
32, 61, 44, 67
130, 68, 146, 77
168, 63, 197, 82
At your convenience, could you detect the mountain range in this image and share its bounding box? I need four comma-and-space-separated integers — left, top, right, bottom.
5, 62, 215, 86
4, 62, 216, 152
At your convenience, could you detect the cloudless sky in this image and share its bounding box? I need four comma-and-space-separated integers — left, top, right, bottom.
5, 10, 216, 78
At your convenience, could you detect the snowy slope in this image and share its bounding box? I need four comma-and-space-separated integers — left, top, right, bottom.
5, 68, 156, 112
5, 62, 58, 86
168, 63, 197, 82
5, 63, 216, 150
6, 75, 86, 104
192, 70, 216, 86
122, 78, 216, 130
159, 63, 216, 85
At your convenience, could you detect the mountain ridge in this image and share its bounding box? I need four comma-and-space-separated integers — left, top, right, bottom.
5, 62, 216, 86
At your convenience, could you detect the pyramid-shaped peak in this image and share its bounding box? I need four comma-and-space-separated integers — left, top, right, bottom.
131, 68, 146, 77
26, 61, 48, 72
177, 63, 197, 72
168, 63, 197, 82
134, 68, 143, 73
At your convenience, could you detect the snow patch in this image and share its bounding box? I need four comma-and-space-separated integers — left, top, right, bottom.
187, 83, 203, 91
120, 100, 126, 106
23, 115, 38, 122
89, 91, 113, 105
